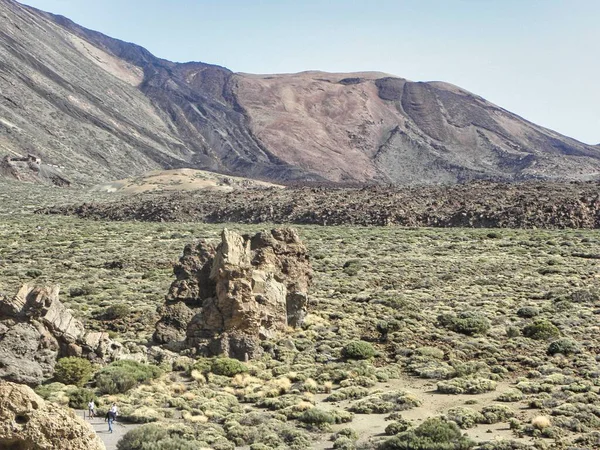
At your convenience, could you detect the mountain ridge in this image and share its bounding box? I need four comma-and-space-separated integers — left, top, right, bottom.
0, 0, 598, 185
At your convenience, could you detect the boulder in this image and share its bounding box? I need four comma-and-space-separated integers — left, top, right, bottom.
0, 380, 105, 450
154, 228, 312, 360
0, 284, 123, 386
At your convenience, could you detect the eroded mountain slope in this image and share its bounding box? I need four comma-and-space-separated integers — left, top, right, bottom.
0, 0, 599, 185
234, 74, 600, 183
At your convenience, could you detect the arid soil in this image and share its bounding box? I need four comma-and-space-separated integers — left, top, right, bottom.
40, 181, 600, 229
91, 168, 281, 193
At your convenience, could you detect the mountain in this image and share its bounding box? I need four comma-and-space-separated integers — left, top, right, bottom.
1, 0, 599, 186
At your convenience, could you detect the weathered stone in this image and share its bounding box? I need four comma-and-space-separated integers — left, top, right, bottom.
0, 284, 123, 385
0, 380, 105, 450
155, 228, 312, 359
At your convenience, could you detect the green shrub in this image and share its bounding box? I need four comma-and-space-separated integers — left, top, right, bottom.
349, 391, 421, 414
385, 419, 411, 435
69, 286, 95, 297
342, 341, 376, 360
95, 360, 161, 394
333, 428, 359, 441
496, 389, 523, 402
333, 437, 355, 449
25, 268, 43, 278
547, 338, 580, 355
437, 312, 490, 335
522, 320, 560, 340
379, 417, 475, 449
102, 304, 131, 320
325, 386, 370, 402
54, 357, 94, 387
445, 407, 483, 429
571, 289, 600, 303
516, 306, 539, 318
67, 387, 98, 409
480, 405, 514, 424
299, 408, 335, 427
437, 378, 497, 395
211, 358, 248, 377
116, 423, 203, 450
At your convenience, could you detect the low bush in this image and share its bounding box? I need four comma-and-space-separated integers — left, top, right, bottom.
437, 378, 497, 395
349, 391, 421, 414
522, 320, 560, 340
25, 268, 43, 278
67, 387, 97, 409
298, 408, 335, 427
379, 417, 475, 449
116, 423, 202, 450
547, 338, 580, 355
101, 304, 131, 320
211, 358, 248, 377
516, 306, 539, 318
341, 341, 376, 360
332, 436, 355, 449
437, 312, 490, 336
385, 419, 411, 435
95, 360, 161, 394
325, 386, 370, 402
54, 357, 94, 387
69, 286, 95, 297
496, 389, 523, 402
445, 407, 483, 429
480, 405, 514, 424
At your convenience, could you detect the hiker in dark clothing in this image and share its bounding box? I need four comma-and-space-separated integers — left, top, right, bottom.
105, 408, 117, 433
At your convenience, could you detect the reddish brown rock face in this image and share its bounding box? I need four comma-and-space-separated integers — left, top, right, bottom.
154, 228, 312, 360
2, 1, 600, 186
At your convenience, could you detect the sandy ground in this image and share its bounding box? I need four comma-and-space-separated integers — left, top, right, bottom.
311, 375, 538, 449
91, 168, 281, 194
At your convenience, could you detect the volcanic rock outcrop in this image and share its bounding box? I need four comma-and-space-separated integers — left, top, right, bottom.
0, 284, 123, 385
0, 380, 105, 450
154, 228, 311, 360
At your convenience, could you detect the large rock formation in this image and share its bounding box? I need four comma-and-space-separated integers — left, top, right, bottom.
154, 228, 311, 360
0, 284, 123, 386
0, 380, 105, 450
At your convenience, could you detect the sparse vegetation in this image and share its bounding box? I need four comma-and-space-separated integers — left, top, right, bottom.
2, 180, 600, 448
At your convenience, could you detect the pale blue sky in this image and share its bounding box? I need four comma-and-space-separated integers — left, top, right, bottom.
22, 0, 600, 144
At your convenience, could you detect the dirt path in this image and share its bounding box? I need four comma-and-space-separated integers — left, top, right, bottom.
76, 410, 140, 450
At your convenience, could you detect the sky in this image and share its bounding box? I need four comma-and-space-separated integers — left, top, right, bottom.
22, 0, 600, 145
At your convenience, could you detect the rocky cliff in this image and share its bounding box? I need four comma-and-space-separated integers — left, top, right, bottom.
1, 0, 599, 185
0, 284, 123, 385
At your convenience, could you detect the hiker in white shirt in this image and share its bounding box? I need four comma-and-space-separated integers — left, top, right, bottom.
87, 400, 95, 419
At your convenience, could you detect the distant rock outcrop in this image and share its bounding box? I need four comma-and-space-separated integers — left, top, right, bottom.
0, 380, 105, 450
154, 228, 312, 360
0, 284, 123, 386
0, 155, 71, 187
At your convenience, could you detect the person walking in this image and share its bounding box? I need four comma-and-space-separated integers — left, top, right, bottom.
107, 403, 118, 433
87, 399, 95, 419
